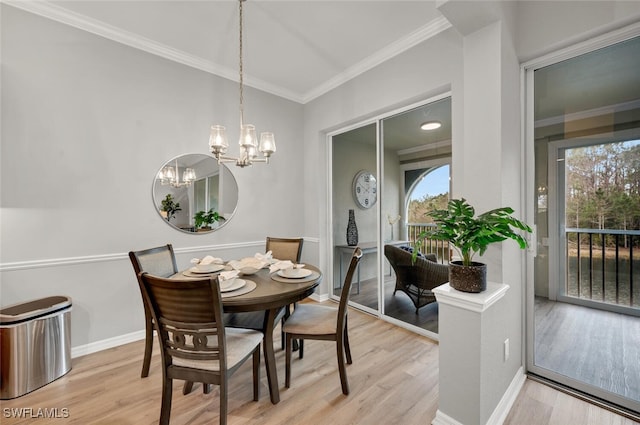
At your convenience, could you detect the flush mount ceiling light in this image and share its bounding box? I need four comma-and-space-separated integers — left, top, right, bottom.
208, 0, 276, 168
420, 121, 442, 131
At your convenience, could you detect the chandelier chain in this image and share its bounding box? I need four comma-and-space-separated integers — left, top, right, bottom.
208, 0, 275, 167
238, 0, 244, 126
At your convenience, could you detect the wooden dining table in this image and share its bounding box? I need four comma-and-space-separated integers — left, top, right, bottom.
174, 264, 322, 404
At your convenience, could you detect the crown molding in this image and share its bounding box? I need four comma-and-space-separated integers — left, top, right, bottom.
3, 0, 305, 103
302, 16, 452, 104
5, 1, 451, 105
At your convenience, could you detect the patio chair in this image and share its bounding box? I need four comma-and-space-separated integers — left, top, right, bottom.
384, 244, 449, 314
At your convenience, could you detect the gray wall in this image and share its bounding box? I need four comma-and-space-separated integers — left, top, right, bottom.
300, 1, 640, 423
331, 133, 402, 283
1, 5, 304, 349
303, 27, 465, 295
1, 5, 639, 417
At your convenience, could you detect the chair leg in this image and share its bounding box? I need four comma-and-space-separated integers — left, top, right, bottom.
282, 304, 299, 351
220, 375, 228, 425
344, 326, 352, 365
298, 338, 304, 359
203, 384, 212, 394
281, 303, 292, 350
336, 336, 350, 395
281, 316, 287, 350
141, 314, 153, 378
182, 381, 194, 395
252, 347, 260, 401
285, 334, 292, 388
160, 377, 173, 425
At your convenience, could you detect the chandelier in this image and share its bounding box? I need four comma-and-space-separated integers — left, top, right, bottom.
158, 159, 196, 188
208, 0, 276, 168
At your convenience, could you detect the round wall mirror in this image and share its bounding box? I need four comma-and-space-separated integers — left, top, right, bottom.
152, 153, 238, 233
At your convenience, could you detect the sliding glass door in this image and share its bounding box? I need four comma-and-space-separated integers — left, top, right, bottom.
330, 96, 451, 338
528, 35, 640, 416
332, 122, 379, 314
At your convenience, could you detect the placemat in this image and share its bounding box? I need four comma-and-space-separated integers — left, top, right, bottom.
221, 279, 257, 298
270, 270, 320, 284
182, 270, 218, 278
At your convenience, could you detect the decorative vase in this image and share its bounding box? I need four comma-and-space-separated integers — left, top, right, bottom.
449, 261, 487, 293
346, 209, 358, 246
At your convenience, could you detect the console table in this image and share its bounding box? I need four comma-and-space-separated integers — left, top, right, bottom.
335, 240, 408, 292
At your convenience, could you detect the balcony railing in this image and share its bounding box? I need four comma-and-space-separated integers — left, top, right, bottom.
406, 223, 451, 264
565, 228, 639, 308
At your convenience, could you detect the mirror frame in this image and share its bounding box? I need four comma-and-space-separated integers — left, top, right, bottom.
152, 153, 238, 234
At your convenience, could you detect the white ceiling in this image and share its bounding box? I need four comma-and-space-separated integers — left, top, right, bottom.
16, 0, 448, 104
8, 1, 638, 149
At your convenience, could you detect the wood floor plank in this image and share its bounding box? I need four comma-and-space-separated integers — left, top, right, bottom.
1, 303, 636, 424
534, 297, 640, 402
504, 379, 639, 425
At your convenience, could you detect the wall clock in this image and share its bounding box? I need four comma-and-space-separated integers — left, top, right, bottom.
352, 170, 377, 209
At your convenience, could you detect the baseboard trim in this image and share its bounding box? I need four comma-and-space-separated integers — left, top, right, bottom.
309, 292, 330, 302
432, 367, 525, 425
432, 410, 464, 425
71, 330, 145, 359
487, 367, 526, 425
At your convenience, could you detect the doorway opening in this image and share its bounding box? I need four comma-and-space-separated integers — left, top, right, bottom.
527, 34, 640, 416
330, 95, 451, 339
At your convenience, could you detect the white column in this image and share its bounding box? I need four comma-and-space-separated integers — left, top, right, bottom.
433, 283, 524, 425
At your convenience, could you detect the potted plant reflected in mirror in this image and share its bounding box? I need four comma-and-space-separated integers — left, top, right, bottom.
194, 209, 221, 232
160, 194, 181, 222
412, 198, 532, 293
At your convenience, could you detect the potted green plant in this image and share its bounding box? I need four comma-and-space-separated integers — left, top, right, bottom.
413, 198, 532, 293
160, 194, 181, 222
194, 208, 220, 231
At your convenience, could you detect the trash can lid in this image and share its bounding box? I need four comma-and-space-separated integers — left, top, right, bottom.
0, 296, 72, 325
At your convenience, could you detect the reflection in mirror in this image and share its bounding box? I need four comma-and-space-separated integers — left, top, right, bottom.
153, 154, 238, 233
331, 96, 452, 337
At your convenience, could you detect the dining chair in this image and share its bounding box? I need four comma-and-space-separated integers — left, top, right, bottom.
128, 244, 179, 378
266, 237, 303, 264
265, 237, 304, 350
139, 272, 262, 425
283, 247, 363, 395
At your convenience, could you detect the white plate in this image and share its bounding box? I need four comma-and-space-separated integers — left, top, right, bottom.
277, 268, 312, 279
190, 264, 225, 273
220, 279, 246, 293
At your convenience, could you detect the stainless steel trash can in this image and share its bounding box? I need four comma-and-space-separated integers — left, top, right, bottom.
0, 296, 72, 399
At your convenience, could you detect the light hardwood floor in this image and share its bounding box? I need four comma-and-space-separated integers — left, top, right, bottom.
338, 276, 439, 333
1, 305, 637, 425
534, 297, 640, 403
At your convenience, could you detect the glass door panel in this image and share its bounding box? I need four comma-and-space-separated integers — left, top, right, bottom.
329, 96, 451, 339
380, 98, 451, 336
530, 36, 640, 416
332, 123, 379, 313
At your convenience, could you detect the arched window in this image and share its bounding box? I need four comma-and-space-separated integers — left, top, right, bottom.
407, 164, 450, 224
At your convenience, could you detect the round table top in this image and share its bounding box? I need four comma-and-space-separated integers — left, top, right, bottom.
176, 265, 323, 313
